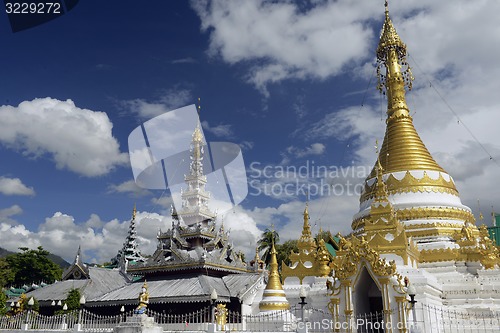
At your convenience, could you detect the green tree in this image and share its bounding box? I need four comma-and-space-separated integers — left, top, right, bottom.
257, 228, 279, 265
65, 288, 81, 311
276, 240, 298, 271
0, 258, 14, 288
0, 290, 7, 315
6, 247, 62, 285
315, 230, 331, 243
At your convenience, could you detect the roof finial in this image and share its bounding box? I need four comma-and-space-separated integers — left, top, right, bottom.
197, 97, 201, 115
132, 203, 137, 220
385, 0, 389, 17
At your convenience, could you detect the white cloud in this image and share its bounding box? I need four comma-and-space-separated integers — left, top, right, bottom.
286, 143, 326, 158
0, 205, 265, 264
151, 195, 174, 209
0, 210, 170, 264
123, 88, 193, 119
191, 0, 380, 95
107, 180, 153, 197
220, 207, 262, 256
171, 57, 197, 64
0, 176, 35, 196
246, 194, 358, 243
0, 205, 23, 225
239, 141, 254, 150
201, 120, 233, 137
0, 98, 128, 177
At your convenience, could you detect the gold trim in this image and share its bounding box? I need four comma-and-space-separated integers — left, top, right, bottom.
262, 291, 287, 297
361, 171, 458, 202
258, 303, 291, 311
353, 207, 474, 231
331, 236, 398, 280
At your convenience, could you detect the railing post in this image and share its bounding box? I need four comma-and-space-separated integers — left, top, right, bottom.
21, 309, 30, 331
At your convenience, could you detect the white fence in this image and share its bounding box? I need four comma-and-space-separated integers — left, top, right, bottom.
407, 303, 500, 333
1, 303, 500, 333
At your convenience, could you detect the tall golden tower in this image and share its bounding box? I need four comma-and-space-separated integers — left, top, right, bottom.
353, 1, 476, 262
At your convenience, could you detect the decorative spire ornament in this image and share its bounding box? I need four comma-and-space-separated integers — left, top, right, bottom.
366, 0, 457, 183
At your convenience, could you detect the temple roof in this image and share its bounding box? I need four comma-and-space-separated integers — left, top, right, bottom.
90, 273, 263, 305
128, 215, 247, 276
23, 266, 129, 305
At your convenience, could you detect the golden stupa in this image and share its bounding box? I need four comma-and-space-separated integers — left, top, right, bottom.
353, 1, 482, 264
259, 242, 290, 312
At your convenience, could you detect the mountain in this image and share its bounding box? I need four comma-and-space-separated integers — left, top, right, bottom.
0, 247, 14, 257
0, 246, 70, 269
47, 253, 71, 269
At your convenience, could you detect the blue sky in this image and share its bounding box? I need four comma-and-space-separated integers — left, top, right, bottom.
1, 0, 499, 263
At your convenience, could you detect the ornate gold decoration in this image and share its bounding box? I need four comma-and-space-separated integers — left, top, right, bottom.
367, 0, 457, 197
397, 207, 474, 223
282, 204, 333, 282
361, 171, 459, 202
419, 226, 500, 266
215, 304, 228, 330
478, 225, 500, 269
132, 203, 137, 220
419, 248, 460, 263
452, 221, 478, 246
259, 241, 290, 311
353, 207, 475, 231
362, 161, 420, 265
331, 236, 397, 280
316, 239, 332, 277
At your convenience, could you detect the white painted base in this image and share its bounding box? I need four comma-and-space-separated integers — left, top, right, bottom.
207, 323, 217, 333
113, 314, 162, 333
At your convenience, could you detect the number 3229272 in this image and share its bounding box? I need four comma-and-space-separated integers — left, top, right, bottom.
5, 2, 62, 14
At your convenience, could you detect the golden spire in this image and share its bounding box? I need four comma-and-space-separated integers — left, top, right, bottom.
282, 206, 330, 282
132, 203, 137, 220
367, 1, 457, 190
254, 247, 261, 262
259, 241, 290, 312
266, 242, 284, 291
298, 203, 317, 252
301, 204, 312, 237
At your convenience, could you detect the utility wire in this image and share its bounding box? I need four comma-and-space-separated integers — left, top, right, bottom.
408, 53, 500, 169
